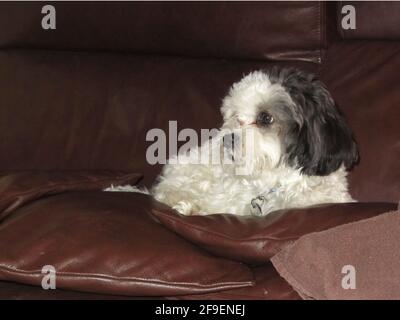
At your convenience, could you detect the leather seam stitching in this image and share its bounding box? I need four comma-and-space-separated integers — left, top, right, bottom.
0, 265, 253, 289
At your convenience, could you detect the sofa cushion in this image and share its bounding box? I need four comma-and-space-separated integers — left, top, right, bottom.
151, 202, 397, 265
0, 171, 141, 221
0, 2, 325, 63
0, 192, 253, 296
321, 41, 400, 202
338, 2, 400, 40
0, 263, 299, 300
171, 263, 301, 300
0, 50, 317, 186
0, 281, 148, 300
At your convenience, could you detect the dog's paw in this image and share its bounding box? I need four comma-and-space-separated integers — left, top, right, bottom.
172, 201, 193, 216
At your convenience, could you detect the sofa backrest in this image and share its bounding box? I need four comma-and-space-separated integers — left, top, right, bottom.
0, 1, 322, 185
0, 2, 325, 63
338, 1, 400, 40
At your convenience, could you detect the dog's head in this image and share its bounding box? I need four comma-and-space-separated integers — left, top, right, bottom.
220, 67, 359, 176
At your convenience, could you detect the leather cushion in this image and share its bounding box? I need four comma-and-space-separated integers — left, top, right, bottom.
338, 2, 400, 40
0, 50, 317, 187
321, 40, 400, 203
0, 192, 253, 296
0, 171, 141, 221
151, 202, 397, 265
0, 2, 325, 63
171, 263, 301, 300
0, 263, 299, 300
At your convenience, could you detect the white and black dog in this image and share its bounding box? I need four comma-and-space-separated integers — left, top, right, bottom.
150, 67, 359, 216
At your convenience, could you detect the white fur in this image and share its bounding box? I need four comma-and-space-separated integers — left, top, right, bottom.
113, 71, 354, 216
151, 144, 352, 216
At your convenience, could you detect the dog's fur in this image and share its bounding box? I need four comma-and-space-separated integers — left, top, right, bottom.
151, 67, 359, 216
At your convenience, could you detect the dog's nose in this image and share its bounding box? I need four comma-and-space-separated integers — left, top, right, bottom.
223, 133, 239, 149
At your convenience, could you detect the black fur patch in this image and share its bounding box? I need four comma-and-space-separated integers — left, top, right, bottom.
268, 67, 359, 176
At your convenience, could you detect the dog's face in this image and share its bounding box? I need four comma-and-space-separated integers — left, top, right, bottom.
220, 68, 359, 176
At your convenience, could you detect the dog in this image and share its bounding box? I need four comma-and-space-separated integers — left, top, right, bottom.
151, 67, 359, 216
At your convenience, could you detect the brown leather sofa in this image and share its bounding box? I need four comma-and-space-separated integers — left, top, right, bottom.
0, 1, 399, 300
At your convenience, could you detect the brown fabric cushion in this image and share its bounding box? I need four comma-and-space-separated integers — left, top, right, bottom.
271, 208, 400, 300
0, 171, 142, 221
151, 202, 397, 265
0, 192, 253, 296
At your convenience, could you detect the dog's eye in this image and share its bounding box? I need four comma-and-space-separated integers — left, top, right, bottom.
256, 112, 274, 126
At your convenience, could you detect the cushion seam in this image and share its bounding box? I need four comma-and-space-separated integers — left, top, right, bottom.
152, 208, 300, 242
0, 265, 253, 289
0, 173, 140, 204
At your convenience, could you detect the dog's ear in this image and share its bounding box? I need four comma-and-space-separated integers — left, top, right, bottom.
281, 69, 359, 176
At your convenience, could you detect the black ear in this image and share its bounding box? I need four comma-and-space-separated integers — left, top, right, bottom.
279, 68, 359, 176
